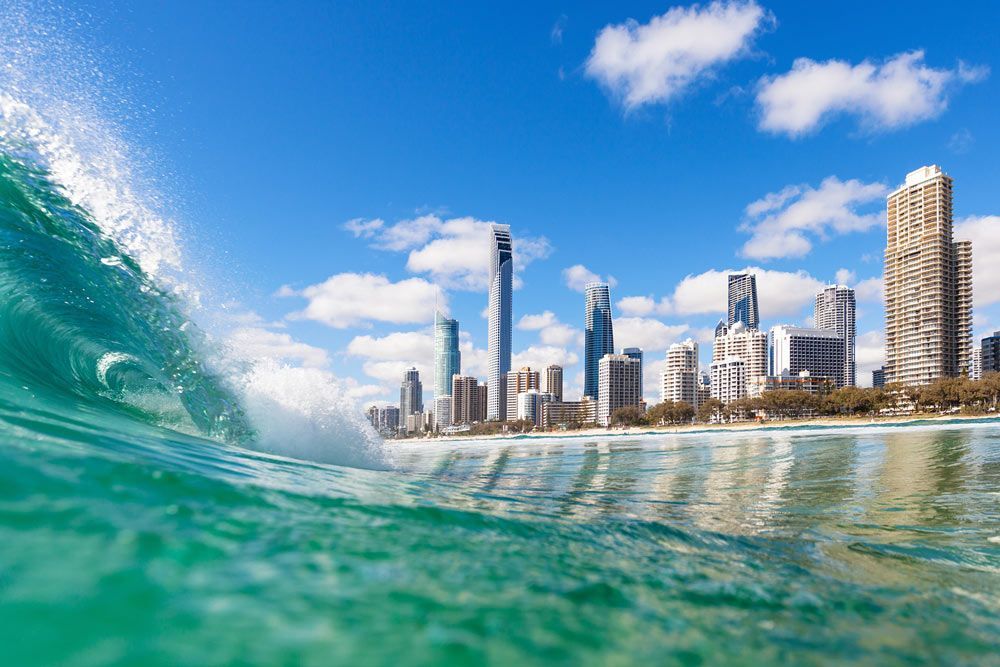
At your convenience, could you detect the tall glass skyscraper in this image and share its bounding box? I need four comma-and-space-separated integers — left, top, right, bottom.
487, 224, 513, 420
728, 273, 760, 330
433, 310, 461, 398
584, 282, 614, 399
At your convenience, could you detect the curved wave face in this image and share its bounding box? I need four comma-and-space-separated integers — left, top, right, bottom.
0, 152, 252, 441
0, 93, 385, 468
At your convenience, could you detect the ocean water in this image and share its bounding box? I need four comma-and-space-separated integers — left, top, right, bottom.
2, 412, 1000, 665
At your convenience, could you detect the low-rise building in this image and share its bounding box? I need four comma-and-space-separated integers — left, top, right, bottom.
541, 397, 598, 429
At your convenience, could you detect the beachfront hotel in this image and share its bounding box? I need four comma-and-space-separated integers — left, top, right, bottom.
487, 224, 513, 420
884, 165, 973, 385
768, 325, 845, 388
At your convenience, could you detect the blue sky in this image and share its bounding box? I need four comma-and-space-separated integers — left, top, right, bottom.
36, 1, 1000, 405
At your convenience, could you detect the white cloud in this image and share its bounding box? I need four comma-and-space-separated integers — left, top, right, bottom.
283, 273, 443, 329
563, 264, 616, 292
346, 330, 435, 386
614, 317, 688, 353
757, 51, 988, 136
343, 217, 384, 239
854, 276, 884, 303
228, 328, 330, 369
671, 266, 826, 319
347, 215, 551, 290
856, 330, 885, 387
740, 177, 888, 260
586, 0, 769, 109
517, 311, 584, 347
954, 215, 1000, 307
512, 345, 579, 371
835, 268, 856, 285
616, 295, 672, 317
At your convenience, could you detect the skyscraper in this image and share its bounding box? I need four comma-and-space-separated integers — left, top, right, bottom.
543, 365, 563, 402
399, 367, 423, 430
622, 347, 643, 397
487, 224, 513, 420
433, 310, 461, 397
597, 354, 642, 426
815, 285, 857, 387
884, 165, 973, 385
728, 273, 760, 330
662, 339, 699, 408
584, 282, 614, 399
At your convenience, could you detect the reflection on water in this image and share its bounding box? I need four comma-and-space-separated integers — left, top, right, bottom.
394, 424, 1000, 588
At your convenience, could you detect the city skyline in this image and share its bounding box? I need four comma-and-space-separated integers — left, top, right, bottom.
95, 1, 999, 410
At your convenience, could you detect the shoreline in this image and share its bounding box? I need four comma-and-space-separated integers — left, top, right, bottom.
402, 412, 1000, 445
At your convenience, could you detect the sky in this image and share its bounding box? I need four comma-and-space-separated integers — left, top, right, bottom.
22, 0, 1000, 407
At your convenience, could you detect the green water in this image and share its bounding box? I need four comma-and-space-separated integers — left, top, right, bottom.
2, 420, 999, 665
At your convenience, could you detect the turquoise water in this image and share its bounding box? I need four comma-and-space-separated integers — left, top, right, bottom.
3, 414, 1000, 665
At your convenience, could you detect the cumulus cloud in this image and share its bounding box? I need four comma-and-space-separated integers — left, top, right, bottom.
672, 266, 826, 319
614, 317, 688, 353
512, 345, 579, 371
856, 330, 885, 387
954, 215, 1000, 308
854, 276, 884, 303
345, 215, 551, 290
346, 330, 435, 385
586, 0, 769, 109
518, 311, 583, 347
282, 273, 443, 329
757, 51, 988, 136
228, 328, 331, 369
563, 264, 617, 292
616, 295, 672, 317
740, 176, 888, 260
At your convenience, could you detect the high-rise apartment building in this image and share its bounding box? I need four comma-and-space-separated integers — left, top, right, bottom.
399, 367, 423, 428
451, 375, 482, 425
661, 339, 699, 408
982, 332, 1000, 375
584, 282, 615, 399
884, 165, 973, 385
710, 358, 747, 405
597, 354, 642, 426
506, 367, 541, 421
971, 346, 983, 381
711, 321, 767, 404
543, 365, 563, 402
433, 310, 461, 397
815, 285, 857, 387
487, 224, 513, 420
769, 325, 845, 386
728, 274, 760, 330
622, 347, 643, 397
872, 367, 886, 389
